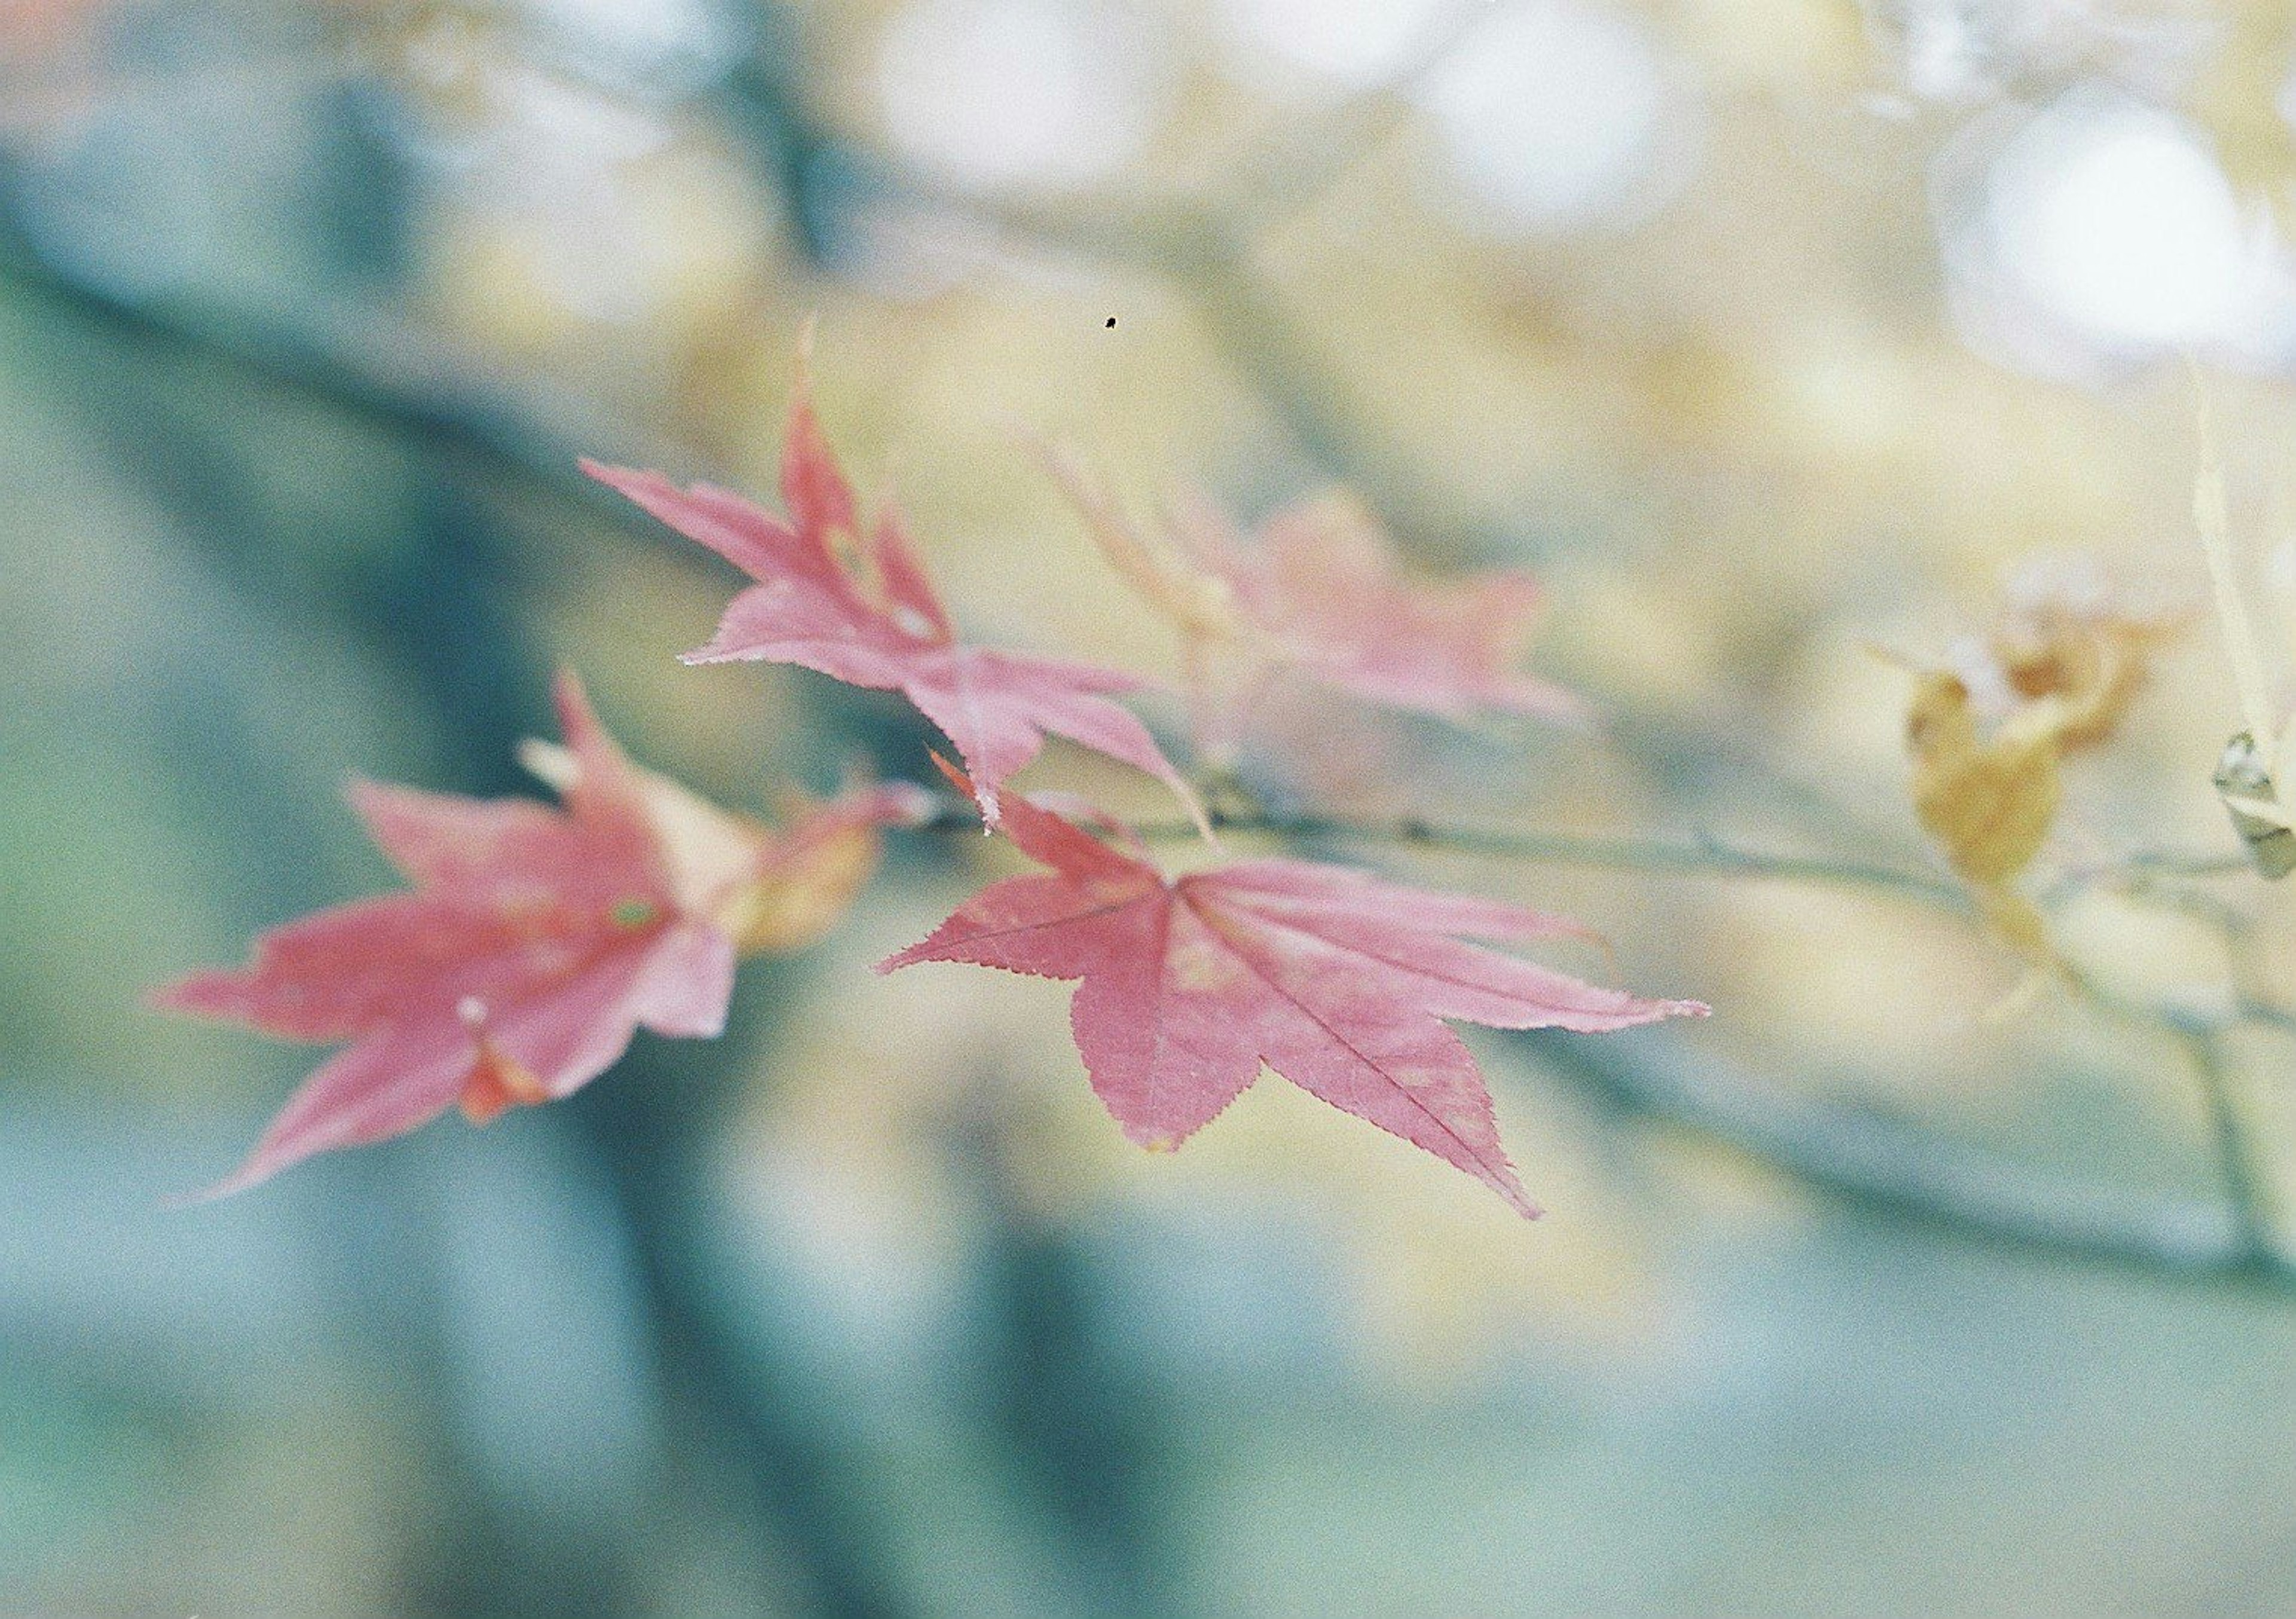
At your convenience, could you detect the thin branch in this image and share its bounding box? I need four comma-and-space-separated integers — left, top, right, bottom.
2177, 1025, 2280, 1262
914, 799, 1964, 906
2240, 997, 2296, 1037
2112, 849, 2261, 879
914, 792, 2296, 1293
924, 793, 2296, 1053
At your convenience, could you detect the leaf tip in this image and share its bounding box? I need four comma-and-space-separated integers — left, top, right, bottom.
143, 976, 199, 1016
147, 969, 245, 1022
874, 936, 934, 975
924, 752, 997, 828
174, 1150, 278, 1207
579, 459, 652, 500
1118, 1116, 1195, 1154
548, 666, 600, 743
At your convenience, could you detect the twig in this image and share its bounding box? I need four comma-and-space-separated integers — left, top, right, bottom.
2176, 1024, 2281, 1263
2112, 850, 2261, 879
914, 798, 1963, 906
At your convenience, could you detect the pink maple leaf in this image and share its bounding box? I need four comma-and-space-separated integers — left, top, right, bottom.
585, 379, 1199, 829
154, 671, 917, 1197
881, 769, 1705, 1217
1204, 493, 1584, 723
1053, 457, 1584, 741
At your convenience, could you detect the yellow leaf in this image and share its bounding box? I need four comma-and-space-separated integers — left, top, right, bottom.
1906, 670, 2061, 890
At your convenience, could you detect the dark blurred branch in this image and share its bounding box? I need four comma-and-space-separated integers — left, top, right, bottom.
2178, 1027, 2280, 1266
571, 1034, 913, 1619
1523, 1025, 2296, 1294
0, 228, 658, 533
942, 1099, 1184, 1619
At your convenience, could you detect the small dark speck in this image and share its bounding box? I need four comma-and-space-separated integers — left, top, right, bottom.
1105, 316, 1118, 328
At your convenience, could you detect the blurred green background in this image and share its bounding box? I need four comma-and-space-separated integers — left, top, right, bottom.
8, 1, 2296, 1613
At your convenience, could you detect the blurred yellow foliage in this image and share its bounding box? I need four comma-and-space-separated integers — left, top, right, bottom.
1906, 668, 2060, 952
1904, 564, 2186, 954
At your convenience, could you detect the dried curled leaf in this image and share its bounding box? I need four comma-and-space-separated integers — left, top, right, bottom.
1953, 558, 2188, 756
1907, 670, 2062, 891
737, 783, 933, 954
1907, 559, 2185, 948
520, 738, 929, 956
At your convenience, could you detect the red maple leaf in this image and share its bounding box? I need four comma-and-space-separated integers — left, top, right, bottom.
154, 673, 916, 1196
881, 769, 1705, 1217
586, 378, 1198, 828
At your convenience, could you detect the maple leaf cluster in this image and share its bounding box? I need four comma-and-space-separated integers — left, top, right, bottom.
158, 364, 1705, 1214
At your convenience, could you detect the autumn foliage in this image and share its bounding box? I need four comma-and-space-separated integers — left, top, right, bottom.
159, 362, 1706, 1214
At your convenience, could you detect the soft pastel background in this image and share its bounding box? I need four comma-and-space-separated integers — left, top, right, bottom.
8, 1, 2296, 1614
